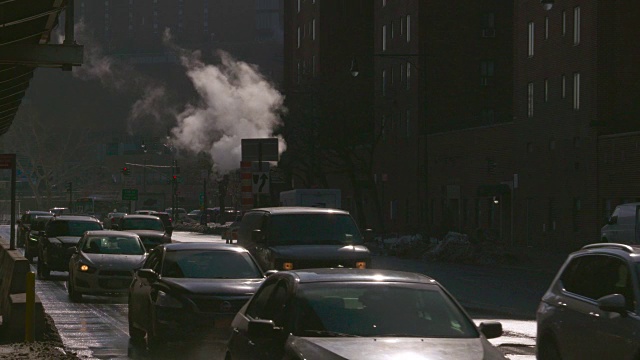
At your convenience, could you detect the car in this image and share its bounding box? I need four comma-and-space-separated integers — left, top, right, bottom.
49, 207, 70, 216
148, 211, 173, 235
187, 209, 201, 221
134, 210, 154, 215
37, 215, 104, 279
601, 202, 640, 244
67, 230, 147, 302
24, 214, 53, 262
17, 210, 53, 247
224, 220, 242, 244
237, 207, 371, 271
115, 214, 171, 251
536, 243, 640, 360
164, 207, 187, 221
104, 212, 127, 229
226, 268, 506, 360
127, 242, 268, 348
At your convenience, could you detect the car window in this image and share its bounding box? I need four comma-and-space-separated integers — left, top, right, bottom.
121, 218, 164, 231
46, 220, 102, 237
82, 236, 145, 255
290, 282, 478, 338
143, 250, 162, 272
562, 255, 636, 309
246, 280, 279, 319
160, 250, 263, 279
267, 214, 364, 245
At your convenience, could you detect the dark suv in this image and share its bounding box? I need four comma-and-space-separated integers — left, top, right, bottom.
536, 243, 640, 360
17, 210, 53, 247
37, 215, 103, 279
115, 214, 171, 251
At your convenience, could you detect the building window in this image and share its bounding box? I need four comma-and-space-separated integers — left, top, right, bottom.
297, 0, 301, 12
297, 26, 300, 48
527, 82, 534, 118
400, 17, 404, 35
573, 6, 581, 45
400, 63, 404, 84
562, 10, 566, 35
391, 20, 394, 39
382, 0, 386, 6
527, 142, 534, 153
544, 78, 549, 102
381, 115, 386, 139
405, 109, 411, 138
312, 19, 316, 40
573, 72, 580, 110
481, 108, 495, 123
382, 25, 387, 51
382, 69, 387, 97
545, 16, 549, 39
406, 15, 411, 42
406, 62, 411, 90
573, 136, 580, 148
528, 22, 534, 57
549, 139, 556, 150
480, 60, 494, 86
561, 74, 566, 99
312, 55, 316, 77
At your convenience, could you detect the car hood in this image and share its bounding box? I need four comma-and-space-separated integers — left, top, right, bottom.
122, 230, 166, 237
288, 336, 506, 360
270, 245, 370, 260
81, 254, 146, 269
160, 278, 263, 295
50, 236, 81, 245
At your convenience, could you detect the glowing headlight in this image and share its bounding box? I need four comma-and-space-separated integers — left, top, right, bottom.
80, 264, 89, 272
78, 263, 96, 273
156, 290, 183, 308
355, 261, 367, 269
282, 262, 294, 270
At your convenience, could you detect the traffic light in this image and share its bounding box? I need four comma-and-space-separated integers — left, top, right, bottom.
172, 175, 177, 183
122, 167, 131, 176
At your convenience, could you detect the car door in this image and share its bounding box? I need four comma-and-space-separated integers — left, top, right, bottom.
130, 249, 162, 331
230, 277, 288, 360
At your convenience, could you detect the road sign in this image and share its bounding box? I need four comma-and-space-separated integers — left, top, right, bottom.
122, 188, 138, 201
252, 172, 270, 194
241, 138, 279, 162
0, 154, 15, 169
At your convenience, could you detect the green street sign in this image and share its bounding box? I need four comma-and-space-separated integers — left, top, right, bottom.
122, 188, 138, 201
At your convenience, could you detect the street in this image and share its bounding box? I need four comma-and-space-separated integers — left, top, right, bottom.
1, 226, 537, 359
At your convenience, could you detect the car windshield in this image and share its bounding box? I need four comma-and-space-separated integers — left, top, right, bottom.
83, 236, 145, 255
31, 216, 53, 231
268, 214, 364, 245
290, 282, 478, 338
161, 250, 263, 279
121, 218, 164, 231
47, 220, 102, 237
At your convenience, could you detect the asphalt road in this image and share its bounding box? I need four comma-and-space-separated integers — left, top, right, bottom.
0, 227, 537, 359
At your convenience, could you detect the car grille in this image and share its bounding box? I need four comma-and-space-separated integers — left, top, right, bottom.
99, 270, 133, 277
98, 278, 133, 289
187, 296, 250, 314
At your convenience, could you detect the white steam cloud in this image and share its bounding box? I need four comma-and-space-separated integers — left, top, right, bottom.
171, 50, 286, 173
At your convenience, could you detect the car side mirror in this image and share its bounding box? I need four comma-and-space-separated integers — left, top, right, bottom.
248, 319, 281, 338
478, 321, 502, 339
136, 268, 158, 280
598, 293, 627, 315
252, 229, 265, 244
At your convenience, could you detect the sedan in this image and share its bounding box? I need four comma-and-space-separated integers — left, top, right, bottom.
226, 268, 506, 360
116, 214, 171, 251
128, 243, 268, 349
67, 230, 146, 302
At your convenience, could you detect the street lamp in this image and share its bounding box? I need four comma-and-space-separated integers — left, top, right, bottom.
541, 0, 554, 11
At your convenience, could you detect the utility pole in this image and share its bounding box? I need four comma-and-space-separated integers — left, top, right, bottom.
201, 178, 207, 225
172, 159, 178, 221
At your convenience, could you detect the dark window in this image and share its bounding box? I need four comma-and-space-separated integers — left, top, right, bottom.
267, 214, 363, 245
160, 250, 262, 279
46, 220, 102, 237
246, 280, 279, 319
143, 249, 162, 272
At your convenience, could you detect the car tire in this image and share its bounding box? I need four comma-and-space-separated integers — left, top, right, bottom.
37, 251, 50, 280
67, 277, 82, 302
538, 336, 562, 360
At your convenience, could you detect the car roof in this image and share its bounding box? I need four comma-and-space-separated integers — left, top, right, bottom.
614, 202, 640, 207
51, 215, 101, 222
160, 243, 250, 252
577, 243, 640, 262
247, 207, 349, 215
277, 268, 438, 284
122, 214, 161, 219
25, 210, 53, 215
84, 230, 139, 237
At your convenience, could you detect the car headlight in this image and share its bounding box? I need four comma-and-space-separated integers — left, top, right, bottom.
355, 261, 367, 269
282, 262, 294, 270
156, 290, 183, 308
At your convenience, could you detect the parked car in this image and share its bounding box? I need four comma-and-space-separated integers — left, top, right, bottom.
187, 209, 201, 221
536, 243, 640, 360
226, 268, 506, 360
134, 210, 154, 215
104, 212, 127, 229
49, 207, 70, 216
67, 230, 146, 302
128, 243, 268, 348
37, 215, 104, 279
164, 207, 187, 221
24, 214, 53, 262
601, 202, 640, 244
17, 210, 53, 247
224, 220, 241, 244
237, 207, 371, 271
115, 214, 171, 251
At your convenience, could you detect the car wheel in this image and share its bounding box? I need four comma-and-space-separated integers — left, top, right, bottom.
67, 277, 82, 302
538, 336, 562, 360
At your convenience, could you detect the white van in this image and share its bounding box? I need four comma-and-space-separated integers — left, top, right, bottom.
601, 202, 640, 244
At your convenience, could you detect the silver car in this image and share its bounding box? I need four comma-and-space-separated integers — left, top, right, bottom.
67, 230, 147, 302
